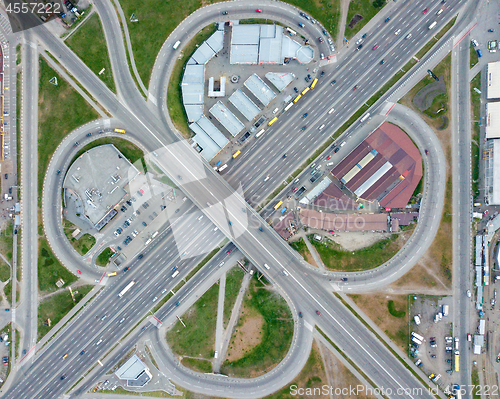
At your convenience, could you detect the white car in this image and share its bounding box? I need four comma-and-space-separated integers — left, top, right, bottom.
114, 231, 119, 237
152, 297, 158, 302
466, 289, 471, 297
394, 29, 401, 35
355, 38, 363, 45
471, 39, 479, 47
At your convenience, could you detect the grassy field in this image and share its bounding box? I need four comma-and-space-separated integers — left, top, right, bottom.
289, 238, 309, 262
470, 44, 479, 69
63, 220, 96, 255
96, 247, 114, 267
223, 267, 245, 327
348, 294, 409, 352
345, 0, 385, 40
0, 261, 10, 282
221, 277, 293, 377
0, 220, 13, 264
309, 234, 401, 272
167, 284, 219, 359
471, 72, 481, 198
167, 24, 217, 138
180, 357, 212, 373
119, 0, 341, 89
265, 342, 326, 399
38, 238, 77, 292
65, 13, 116, 93
38, 58, 98, 202
38, 285, 93, 340
3, 280, 11, 305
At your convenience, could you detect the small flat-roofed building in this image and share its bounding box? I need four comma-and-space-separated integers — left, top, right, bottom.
229, 89, 261, 121
266, 72, 295, 92
209, 101, 245, 136
244, 74, 276, 106
487, 61, 500, 100
115, 354, 152, 387
486, 102, 500, 139
63, 144, 140, 230
299, 208, 393, 232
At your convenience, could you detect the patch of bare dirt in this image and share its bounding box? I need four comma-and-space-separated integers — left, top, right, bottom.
226, 301, 264, 363
331, 231, 391, 251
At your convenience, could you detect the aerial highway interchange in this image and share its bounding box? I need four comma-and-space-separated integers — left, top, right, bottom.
0, 0, 491, 398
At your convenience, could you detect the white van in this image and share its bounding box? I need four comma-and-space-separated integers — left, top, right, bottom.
263, 263, 270, 270
173, 40, 181, 49
428, 21, 437, 30
414, 315, 421, 325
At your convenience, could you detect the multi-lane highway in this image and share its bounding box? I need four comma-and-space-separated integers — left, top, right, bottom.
2, 0, 482, 397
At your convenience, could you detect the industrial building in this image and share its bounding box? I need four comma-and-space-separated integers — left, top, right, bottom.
487, 61, 500, 100
485, 102, 500, 139
230, 24, 314, 65
209, 101, 245, 136
189, 115, 229, 161
63, 144, 140, 231
229, 89, 261, 121
330, 122, 422, 209
244, 74, 276, 106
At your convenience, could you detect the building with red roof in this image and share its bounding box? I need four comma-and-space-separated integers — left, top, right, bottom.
330, 122, 422, 209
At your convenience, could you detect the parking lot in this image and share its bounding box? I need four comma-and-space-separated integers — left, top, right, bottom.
409, 295, 457, 388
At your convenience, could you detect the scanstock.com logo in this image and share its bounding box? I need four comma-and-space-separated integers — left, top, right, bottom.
127, 141, 248, 259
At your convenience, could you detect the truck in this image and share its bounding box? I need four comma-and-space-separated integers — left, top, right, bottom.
411, 332, 424, 342
118, 281, 135, 298
442, 304, 449, 316
411, 336, 422, 345
173, 40, 181, 50
428, 21, 437, 30
360, 113, 371, 123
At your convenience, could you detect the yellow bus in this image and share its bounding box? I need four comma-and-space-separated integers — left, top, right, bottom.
232, 150, 241, 159
310, 78, 318, 89
293, 94, 302, 103
454, 353, 459, 372
107, 272, 117, 277
274, 200, 283, 210
268, 117, 278, 126
114, 128, 126, 134
301, 87, 310, 95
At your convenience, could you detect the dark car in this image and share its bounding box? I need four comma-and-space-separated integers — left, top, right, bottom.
322, 29, 328, 35
307, 74, 312, 80
302, 113, 308, 118
299, 312, 303, 318
86, 132, 92, 137
73, 142, 79, 147
380, 59, 385, 65
334, 147, 340, 153
222, 11, 228, 15
80, 350, 85, 355
384, 17, 390, 23
294, 87, 299, 93
331, 79, 336, 85
138, 254, 143, 259
353, 85, 358, 90
22, 349, 26, 355
123, 267, 130, 272
3, 174, 7, 179
305, 76, 309, 82
489, 29, 495, 33
142, 221, 147, 226
318, 37, 324, 43
316, 310, 321, 315
425, 149, 429, 155
301, 126, 306, 131
56, 170, 61, 175
60, 375, 66, 380
356, 44, 363, 50
8, 187, 12, 194
321, 71, 325, 76
361, 33, 367, 38
299, 12, 306, 18
341, 277, 348, 281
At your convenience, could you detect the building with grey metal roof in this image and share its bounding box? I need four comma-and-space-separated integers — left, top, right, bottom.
209, 101, 245, 136
229, 89, 261, 121
190, 115, 228, 161
266, 72, 295, 92
230, 24, 313, 65
64, 144, 140, 229
244, 74, 276, 106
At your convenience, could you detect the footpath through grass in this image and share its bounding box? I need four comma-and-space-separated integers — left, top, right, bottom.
223, 267, 245, 327
221, 276, 293, 376
38, 57, 98, 203
309, 234, 401, 272
38, 285, 93, 340
65, 13, 116, 93
38, 238, 77, 292
167, 284, 219, 359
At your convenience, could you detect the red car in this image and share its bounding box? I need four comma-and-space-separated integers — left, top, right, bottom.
227, 250, 232, 255
424, 149, 429, 155
77, 270, 82, 274
423, 7, 429, 14
316, 310, 321, 315
292, 187, 298, 192
256, 8, 262, 13
328, 230, 334, 234
372, 44, 379, 50
326, 155, 332, 160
